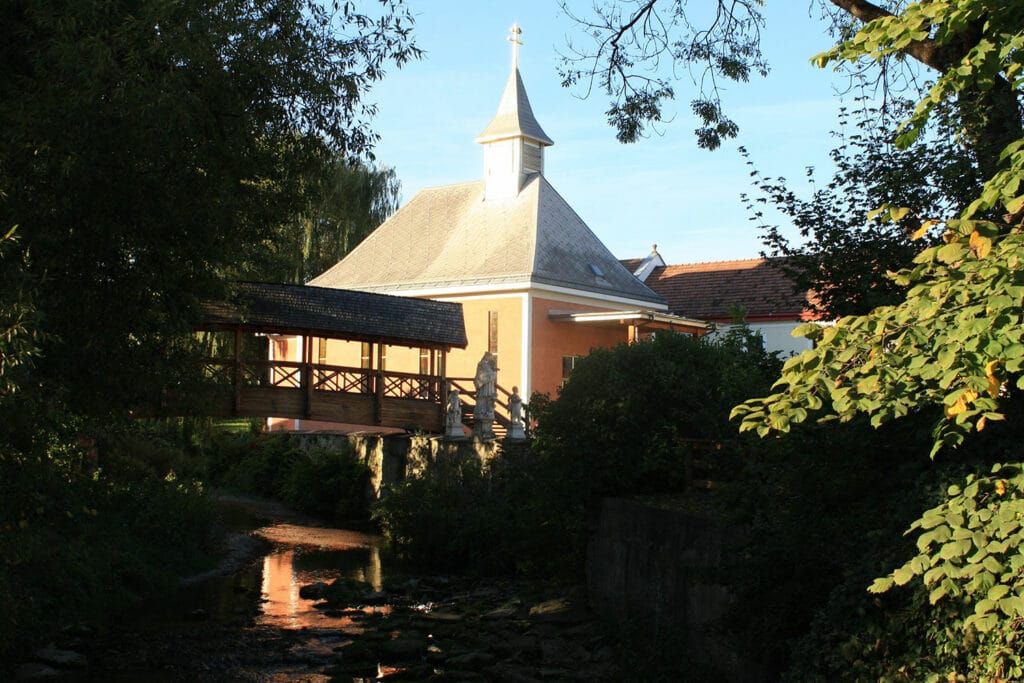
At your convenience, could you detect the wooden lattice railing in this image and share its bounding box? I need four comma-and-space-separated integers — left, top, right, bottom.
200, 359, 445, 401
197, 359, 525, 437
314, 365, 370, 393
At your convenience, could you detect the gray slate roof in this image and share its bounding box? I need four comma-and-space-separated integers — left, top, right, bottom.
475, 68, 553, 146
309, 176, 667, 307
201, 281, 468, 349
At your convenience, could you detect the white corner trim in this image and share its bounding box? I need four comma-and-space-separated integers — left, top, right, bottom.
521, 293, 532, 399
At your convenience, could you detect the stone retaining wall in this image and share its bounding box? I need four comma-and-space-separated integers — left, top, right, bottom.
586, 497, 767, 682
277, 431, 505, 498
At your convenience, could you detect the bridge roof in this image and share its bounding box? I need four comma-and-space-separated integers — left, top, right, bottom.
200, 281, 468, 349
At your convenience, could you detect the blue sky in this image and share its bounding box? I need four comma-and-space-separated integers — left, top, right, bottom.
367, 2, 852, 264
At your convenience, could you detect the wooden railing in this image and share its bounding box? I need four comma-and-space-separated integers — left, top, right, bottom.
314, 365, 369, 393
380, 370, 444, 401
197, 359, 524, 437
201, 359, 442, 397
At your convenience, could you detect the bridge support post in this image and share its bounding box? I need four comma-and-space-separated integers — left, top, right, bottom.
302, 334, 313, 418
374, 343, 384, 425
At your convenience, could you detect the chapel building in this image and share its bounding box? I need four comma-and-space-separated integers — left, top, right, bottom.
269, 26, 706, 431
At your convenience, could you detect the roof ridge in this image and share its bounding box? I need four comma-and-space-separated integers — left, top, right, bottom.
534, 177, 666, 306
662, 257, 769, 268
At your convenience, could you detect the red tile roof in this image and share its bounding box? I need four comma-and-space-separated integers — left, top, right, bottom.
639, 258, 816, 322
619, 258, 644, 273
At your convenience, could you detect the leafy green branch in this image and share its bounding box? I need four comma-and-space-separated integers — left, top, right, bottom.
732, 219, 1024, 456
868, 463, 1024, 681
733, 0, 1024, 457
813, 1, 1024, 178
0, 226, 44, 398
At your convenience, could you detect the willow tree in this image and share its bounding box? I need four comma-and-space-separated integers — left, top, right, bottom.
263, 160, 402, 285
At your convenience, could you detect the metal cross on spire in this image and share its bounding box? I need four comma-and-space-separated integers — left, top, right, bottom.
508, 23, 522, 69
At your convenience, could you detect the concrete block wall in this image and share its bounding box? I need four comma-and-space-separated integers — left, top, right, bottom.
586, 497, 766, 682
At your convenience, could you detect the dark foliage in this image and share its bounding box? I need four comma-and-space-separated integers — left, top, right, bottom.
374, 329, 782, 577
372, 444, 583, 576
0, 425, 216, 671
205, 432, 371, 521
531, 329, 780, 502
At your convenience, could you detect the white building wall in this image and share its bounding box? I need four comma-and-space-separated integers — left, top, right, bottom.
710, 321, 816, 358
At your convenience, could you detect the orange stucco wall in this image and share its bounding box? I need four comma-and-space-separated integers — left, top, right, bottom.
443, 296, 524, 390
273, 336, 435, 374
529, 296, 631, 399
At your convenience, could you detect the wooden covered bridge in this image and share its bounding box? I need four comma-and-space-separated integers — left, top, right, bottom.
198, 282, 473, 434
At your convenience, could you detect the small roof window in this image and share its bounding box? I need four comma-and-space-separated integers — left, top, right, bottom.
589, 264, 604, 277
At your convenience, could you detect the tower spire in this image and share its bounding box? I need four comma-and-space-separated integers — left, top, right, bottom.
476, 23, 552, 200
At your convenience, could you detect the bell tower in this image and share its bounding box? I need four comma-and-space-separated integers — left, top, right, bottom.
475, 24, 553, 200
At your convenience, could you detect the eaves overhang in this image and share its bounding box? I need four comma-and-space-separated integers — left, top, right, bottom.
548, 309, 710, 333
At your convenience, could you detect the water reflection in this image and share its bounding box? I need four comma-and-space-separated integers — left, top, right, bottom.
255, 527, 385, 630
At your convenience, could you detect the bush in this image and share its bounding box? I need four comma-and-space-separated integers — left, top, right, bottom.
0, 434, 216, 668
373, 330, 781, 578
531, 330, 780, 502
279, 448, 371, 519
707, 415, 944, 676
372, 445, 582, 576
779, 454, 1024, 682
205, 432, 371, 521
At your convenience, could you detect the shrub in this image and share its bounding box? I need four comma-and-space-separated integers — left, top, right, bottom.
531, 330, 780, 502
279, 448, 371, 520
372, 445, 583, 576
205, 432, 371, 521
0, 434, 215, 669
373, 330, 781, 578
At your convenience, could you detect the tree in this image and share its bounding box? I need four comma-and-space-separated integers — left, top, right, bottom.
0, 0, 418, 423
560, 1, 1022, 179
263, 159, 402, 284
731, 1, 1024, 453
559, 0, 768, 148
724, 3, 1024, 677
299, 160, 401, 282
567, 1, 1024, 675
744, 93, 983, 318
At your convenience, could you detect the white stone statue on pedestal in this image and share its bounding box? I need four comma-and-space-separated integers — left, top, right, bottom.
473, 352, 497, 440
444, 387, 465, 438
508, 385, 527, 440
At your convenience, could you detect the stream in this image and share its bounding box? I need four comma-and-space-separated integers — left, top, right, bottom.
21, 495, 624, 682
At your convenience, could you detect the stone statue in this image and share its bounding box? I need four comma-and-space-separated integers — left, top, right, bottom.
444, 387, 464, 438
508, 385, 526, 440
473, 352, 497, 439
